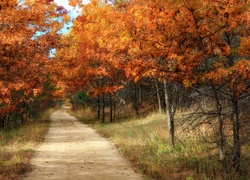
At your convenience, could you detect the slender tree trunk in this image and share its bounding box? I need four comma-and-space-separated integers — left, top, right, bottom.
97, 95, 101, 120
210, 84, 226, 171
72, 95, 76, 111
109, 92, 113, 123
201, 40, 226, 169
102, 93, 105, 123
101, 77, 105, 123
231, 94, 241, 172
223, 32, 241, 172
156, 81, 162, 113
21, 102, 26, 124
26, 105, 29, 119
21, 114, 24, 124
138, 85, 142, 105
163, 79, 175, 148
113, 95, 116, 122
131, 82, 139, 115
1, 116, 5, 130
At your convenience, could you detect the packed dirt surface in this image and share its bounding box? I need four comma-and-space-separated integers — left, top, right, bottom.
22, 109, 144, 180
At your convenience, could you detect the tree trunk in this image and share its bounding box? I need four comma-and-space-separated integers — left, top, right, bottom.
97, 95, 101, 120
131, 82, 139, 115
163, 79, 175, 148
231, 94, 241, 172
113, 97, 116, 122
102, 93, 105, 123
109, 92, 113, 123
210, 84, 227, 171
21, 102, 26, 124
138, 84, 142, 105
156, 81, 162, 113
73, 103, 75, 111
1, 116, 5, 130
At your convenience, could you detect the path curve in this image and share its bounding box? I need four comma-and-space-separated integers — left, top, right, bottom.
22, 109, 144, 180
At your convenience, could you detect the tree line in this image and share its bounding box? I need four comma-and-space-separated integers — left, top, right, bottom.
0, 0, 68, 129
57, 0, 250, 173
0, 0, 249, 175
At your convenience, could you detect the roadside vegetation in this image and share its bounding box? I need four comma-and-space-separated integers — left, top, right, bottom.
70, 108, 250, 180
62, 1, 250, 177
1, 0, 250, 179
0, 108, 54, 179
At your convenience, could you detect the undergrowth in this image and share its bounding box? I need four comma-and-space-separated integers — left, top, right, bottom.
70, 109, 250, 180
0, 108, 54, 179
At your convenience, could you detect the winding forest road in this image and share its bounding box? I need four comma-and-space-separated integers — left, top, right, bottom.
22, 109, 144, 180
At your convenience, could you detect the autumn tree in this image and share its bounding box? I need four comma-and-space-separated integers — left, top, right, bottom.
62, 0, 250, 172
56, 2, 127, 122
0, 0, 67, 128
160, 0, 250, 171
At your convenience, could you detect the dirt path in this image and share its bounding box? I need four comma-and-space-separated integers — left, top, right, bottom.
22, 109, 144, 180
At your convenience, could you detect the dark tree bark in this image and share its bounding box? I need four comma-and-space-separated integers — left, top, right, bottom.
131, 82, 140, 115
113, 94, 116, 122
109, 92, 113, 123
210, 84, 227, 171
97, 95, 101, 120
1, 116, 5, 130
231, 94, 241, 172
102, 93, 105, 123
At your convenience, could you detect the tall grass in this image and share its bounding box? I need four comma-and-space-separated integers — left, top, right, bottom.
68, 107, 97, 124
71, 109, 250, 180
0, 108, 54, 179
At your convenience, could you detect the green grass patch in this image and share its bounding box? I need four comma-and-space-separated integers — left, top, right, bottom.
71, 109, 250, 180
0, 108, 54, 179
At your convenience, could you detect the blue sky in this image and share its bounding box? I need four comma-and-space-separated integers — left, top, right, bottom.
54, 0, 90, 34
49, 0, 90, 57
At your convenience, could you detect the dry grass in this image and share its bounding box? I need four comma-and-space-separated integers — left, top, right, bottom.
0, 108, 54, 179
71, 109, 250, 180
68, 107, 97, 124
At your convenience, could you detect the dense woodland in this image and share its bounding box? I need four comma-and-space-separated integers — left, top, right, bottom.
1, 0, 250, 177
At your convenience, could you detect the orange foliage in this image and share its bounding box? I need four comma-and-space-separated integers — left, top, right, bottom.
58, 0, 250, 98
0, 0, 66, 115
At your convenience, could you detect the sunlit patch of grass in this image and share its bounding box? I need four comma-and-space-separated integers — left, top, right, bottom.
0, 108, 54, 179
68, 107, 97, 124
73, 109, 250, 180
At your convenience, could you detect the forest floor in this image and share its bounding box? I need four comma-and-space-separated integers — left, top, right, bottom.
22, 108, 144, 180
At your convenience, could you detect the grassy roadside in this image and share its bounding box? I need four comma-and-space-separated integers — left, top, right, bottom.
0, 108, 55, 179
69, 108, 250, 180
